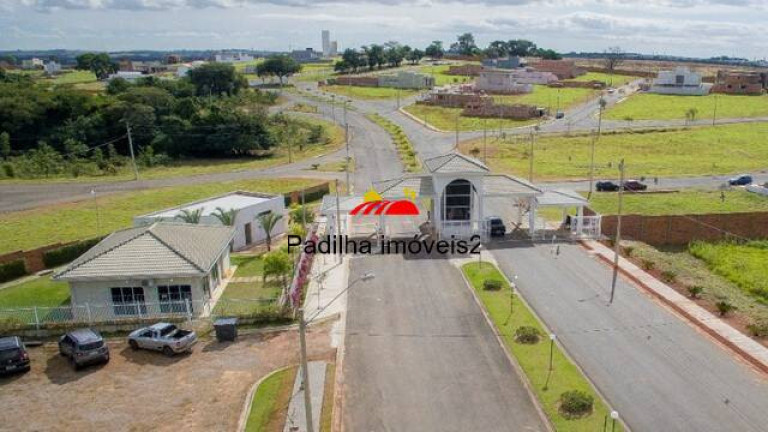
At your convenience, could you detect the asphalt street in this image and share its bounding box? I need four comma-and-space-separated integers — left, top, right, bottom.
344, 254, 547, 432
490, 242, 768, 432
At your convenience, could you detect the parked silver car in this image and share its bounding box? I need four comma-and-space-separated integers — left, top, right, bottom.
59, 329, 110, 370
127, 322, 197, 357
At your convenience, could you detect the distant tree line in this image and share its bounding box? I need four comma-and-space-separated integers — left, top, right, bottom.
335, 42, 425, 73
422, 34, 562, 60
0, 57, 328, 179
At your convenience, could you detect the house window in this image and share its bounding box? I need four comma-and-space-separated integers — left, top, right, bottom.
211, 262, 220, 289
110, 287, 146, 316
158, 285, 192, 313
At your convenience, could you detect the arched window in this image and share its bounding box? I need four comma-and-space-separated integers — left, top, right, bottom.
443, 179, 472, 221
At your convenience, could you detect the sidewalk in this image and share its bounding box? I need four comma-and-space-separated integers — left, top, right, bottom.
284, 361, 327, 432
583, 239, 768, 374
302, 218, 350, 325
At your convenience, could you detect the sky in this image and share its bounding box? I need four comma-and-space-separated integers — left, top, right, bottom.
1, 0, 767, 59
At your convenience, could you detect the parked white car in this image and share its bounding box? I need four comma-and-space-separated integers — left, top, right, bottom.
127, 323, 197, 356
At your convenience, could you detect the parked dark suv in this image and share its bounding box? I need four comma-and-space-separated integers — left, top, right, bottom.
622, 180, 648, 191
596, 181, 620, 192
0, 336, 30, 375
59, 329, 110, 370
486, 217, 507, 237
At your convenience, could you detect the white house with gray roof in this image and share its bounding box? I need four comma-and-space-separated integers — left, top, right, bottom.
133, 191, 285, 251
54, 222, 234, 319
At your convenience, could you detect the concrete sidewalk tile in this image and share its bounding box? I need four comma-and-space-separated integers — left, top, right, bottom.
284, 361, 327, 432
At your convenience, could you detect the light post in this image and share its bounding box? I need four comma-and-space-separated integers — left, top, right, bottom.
713, 93, 718, 126
91, 189, 101, 235
477, 244, 483, 269
610, 410, 619, 432
544, 333, 556, 390
331, 94, 336, 123
298, 272, 376, 432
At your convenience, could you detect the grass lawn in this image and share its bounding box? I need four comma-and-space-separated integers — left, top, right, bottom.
459, 122, 768, 180
322, 85, 419, 100
0, 276, 70, 308
365, 113, 420, 172
0, 178, 323, 255
417, 64, 474, 86
588, 189, 768, 216
245, 366, 298, 432
402, 104, 537, 132
0, 116, 344, 184
492, 86, 597, 112
564, 72, 641, 87
625, 241, 768, 324
605, 93, 768, 121
689, 241, 768, 302
320, 363, 336, 432
462, 262, 618, 431
50, 70, 98, 85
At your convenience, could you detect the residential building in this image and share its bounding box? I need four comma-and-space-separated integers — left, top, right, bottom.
482, 56, 523, 69
531, 59, 585, 79
322, 30, 331, 57
53, 223, 234, 319
330, 41, 339, 57
214, 52, 254, 63
21, 58, 43, 70
475, 69, 535, 94
107, 71, 145, 82
175, 60, 205, 78
712, 71, 764, 95
291, 48, 323, 63
378, 71, 435, 89
649, 67, 712, 95
133, 191, 286, 251
43, 61, 62, 75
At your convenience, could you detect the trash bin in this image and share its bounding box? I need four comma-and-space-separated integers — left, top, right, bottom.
213, 317, 238, 342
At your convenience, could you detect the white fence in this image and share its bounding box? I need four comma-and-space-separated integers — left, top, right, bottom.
0, 298, 280, 331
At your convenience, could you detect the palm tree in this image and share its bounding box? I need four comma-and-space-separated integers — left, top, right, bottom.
257, 212, 283, 251
212, 207, 237, 226
176, 208, 203, 224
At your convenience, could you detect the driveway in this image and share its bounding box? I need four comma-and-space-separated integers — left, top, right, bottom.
490, 242, 768, 432
343, 254, 546, 432
0, 326, 334, 431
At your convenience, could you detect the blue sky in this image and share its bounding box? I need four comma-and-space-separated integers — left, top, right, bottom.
1, 0, 766, 59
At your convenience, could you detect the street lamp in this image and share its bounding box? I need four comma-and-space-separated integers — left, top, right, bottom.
610, 410, 619, 432
544, 333, 556, 390
298, 272, 376, 432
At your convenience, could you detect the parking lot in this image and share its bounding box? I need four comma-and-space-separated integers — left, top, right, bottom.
0, 324, 334, 431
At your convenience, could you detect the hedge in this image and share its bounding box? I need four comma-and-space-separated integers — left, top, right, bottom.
0, 260, 27, 283
42, 238, 102, 269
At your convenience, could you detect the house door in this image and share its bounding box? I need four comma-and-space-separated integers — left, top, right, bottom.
244, 222, 252, 245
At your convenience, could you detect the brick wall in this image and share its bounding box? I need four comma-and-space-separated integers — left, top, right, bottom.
600, 212, 768, 246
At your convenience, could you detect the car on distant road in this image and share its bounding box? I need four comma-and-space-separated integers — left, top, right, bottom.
0, 336, 30, 375
59, 329, 110, 370
555, 111, 565, 119
485, 217, 507, 237
596, 181, 620, 192
128, 322, 197, 357
622, 180, 648, 191
728, 174, 753, 186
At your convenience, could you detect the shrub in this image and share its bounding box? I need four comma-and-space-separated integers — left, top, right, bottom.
42, 238, 102, 268
687, 285, 704, 299
559, 390, 594, 419
715, 299, 736, 317
1, 163, 14, 178
514, 326, 541, 344
660, 270, 677, 283
483, 279, 502, 291
623, 246, 634, 257
747, 320, 768, 338
0, 259, 27, 283
640, 259, 655, 271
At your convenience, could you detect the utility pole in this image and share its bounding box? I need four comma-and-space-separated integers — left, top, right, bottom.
335, 179, 342, 262
713, 94, 718, 126
396, 88, 401, 110
298, 309, 315, 432
345, 122, 350, 195
483, 117, 487, 164
588, 129, 597, 199
301, 188, 306, 231
125, 121, 139, 181
609, 158, 625, 305
455, 113, 459, 148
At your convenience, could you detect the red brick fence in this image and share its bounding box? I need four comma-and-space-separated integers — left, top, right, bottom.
599, 211, 768, 246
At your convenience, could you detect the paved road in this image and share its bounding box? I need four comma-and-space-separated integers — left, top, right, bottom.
344, 254, 547, 432
489, 242, 768, 432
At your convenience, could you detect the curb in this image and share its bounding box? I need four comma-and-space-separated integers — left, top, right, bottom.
237, 364, 298, 432
396, 107, 445, 132
581, 240, 768, 376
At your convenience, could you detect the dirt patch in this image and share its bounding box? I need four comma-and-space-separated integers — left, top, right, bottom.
0, 323, 335, 431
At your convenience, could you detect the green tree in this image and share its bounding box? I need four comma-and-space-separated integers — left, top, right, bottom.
258, 55, 302, 86
28, 141, 63, 178
187, 62, 246, 96
507, 40, 538, 57
262, 250, 292, 289
451, 33, 479, 56
212, 207, 237, 226
257, 212, 284, 251
75, 52, 117, 80
289, 204, 315, 226
106, 77, 131, 95
425, 41, 444, 60
407, 49, 425, 65
0, 132, 10, 159
176, 208, 204, 224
